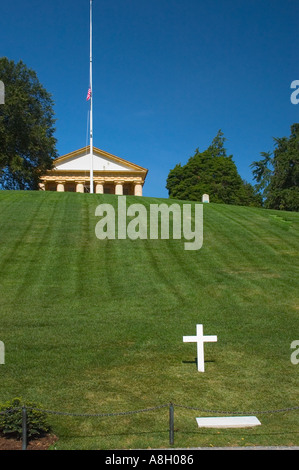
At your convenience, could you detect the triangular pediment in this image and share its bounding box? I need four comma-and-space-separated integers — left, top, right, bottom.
54, 147, 148, 174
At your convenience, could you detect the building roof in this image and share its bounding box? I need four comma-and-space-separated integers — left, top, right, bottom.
52, 146, 148, 176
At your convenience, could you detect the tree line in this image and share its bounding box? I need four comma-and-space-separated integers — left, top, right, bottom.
167, 126, 299, 212
250, 123, 299, 212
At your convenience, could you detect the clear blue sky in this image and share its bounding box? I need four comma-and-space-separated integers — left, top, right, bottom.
1, 0, 298, 198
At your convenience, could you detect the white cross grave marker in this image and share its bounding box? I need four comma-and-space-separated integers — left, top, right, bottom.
183, 324, 217, 372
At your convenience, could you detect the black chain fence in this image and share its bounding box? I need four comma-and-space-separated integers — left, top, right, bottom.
1, 402, 299, 450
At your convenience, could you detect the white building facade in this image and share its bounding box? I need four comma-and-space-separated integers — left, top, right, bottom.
39, 147, 148, 196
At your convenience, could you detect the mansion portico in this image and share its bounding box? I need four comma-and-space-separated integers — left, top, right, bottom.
39, 146, 148, 196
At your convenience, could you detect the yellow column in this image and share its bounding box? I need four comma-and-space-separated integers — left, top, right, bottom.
96, 183, 104, 194
76, 183, 84, 193
115, 182, 124, 195
57, 182, 65, 192
134, 183, 143, 196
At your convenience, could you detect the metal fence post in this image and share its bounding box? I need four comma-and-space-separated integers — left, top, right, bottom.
169, 403, 174, 446
22, 406, 27, 450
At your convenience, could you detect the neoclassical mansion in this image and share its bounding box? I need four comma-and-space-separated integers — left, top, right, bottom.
39, 146, 148, 196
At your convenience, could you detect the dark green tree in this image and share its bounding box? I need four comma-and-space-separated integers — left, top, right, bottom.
166, 130, 261, 206
250, 151, 273, 195
251, 124, 299, 211
0, 58, 57, 189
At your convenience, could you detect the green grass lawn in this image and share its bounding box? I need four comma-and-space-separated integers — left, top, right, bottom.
0, 190, 298, 449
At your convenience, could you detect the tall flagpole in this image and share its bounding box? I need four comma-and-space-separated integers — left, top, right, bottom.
89, 0, 94, 193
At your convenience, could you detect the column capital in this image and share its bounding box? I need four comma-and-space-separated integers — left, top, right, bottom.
114, 179, 125, 185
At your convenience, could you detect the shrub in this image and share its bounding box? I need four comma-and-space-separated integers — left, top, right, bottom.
0, 397, 51, 440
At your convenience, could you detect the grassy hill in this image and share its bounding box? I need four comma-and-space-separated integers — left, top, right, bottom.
0, 190, 298, 449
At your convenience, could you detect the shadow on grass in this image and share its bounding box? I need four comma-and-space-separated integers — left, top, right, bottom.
182, 358, 216, 368
178, 429, 299, 438
59, 430, 168, 439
